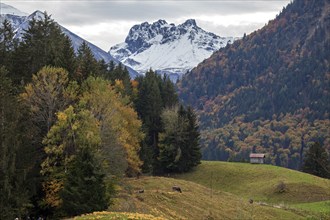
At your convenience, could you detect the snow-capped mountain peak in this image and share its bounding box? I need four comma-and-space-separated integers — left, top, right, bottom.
29, 10, 45, 19
181, 19, 197, 27
0, 3, 28, 16
0, 5, 139, 78
109, 19, 237, 81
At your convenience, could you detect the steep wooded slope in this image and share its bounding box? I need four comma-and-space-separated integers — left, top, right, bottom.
177, 0, 330, 167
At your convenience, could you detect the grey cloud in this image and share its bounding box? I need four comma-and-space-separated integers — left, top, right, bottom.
4, 0, 290, 26
27, 1, 290, 26
3, 0, 291, 50
200, 21, 267, 38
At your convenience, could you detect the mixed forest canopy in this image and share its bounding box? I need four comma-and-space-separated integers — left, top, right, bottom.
178, 0, 330, 169
0, 13, 201, 219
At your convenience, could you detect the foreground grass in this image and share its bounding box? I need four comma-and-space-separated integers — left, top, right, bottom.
72, 211, 166, 220
174, 161, 330, 204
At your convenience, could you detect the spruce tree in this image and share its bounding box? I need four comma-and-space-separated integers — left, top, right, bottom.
75, 41, 98, 83
183, 106, 201, 170
60, 147, 108, 217
0, 67, 31, 219
159, 105, 201, 173
97, 59, 109, 79
108, 60, 115, 72
134, 71, 182, 173
0, 19, 17, 72
161, 74, 178, 108
0, 66, 18, 219
302, 142, 330, 178
58, 36, 76, 78
14, 12, 72, 83
109, 63, 133, 97
135, 70, 163, 173
158, 106, 186, 173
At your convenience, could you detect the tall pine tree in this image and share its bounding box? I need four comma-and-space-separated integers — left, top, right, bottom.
60, 147, 108, 217
180, 106, 201, 171
0, 67, 32, 219
109, 63, 133, 98
159, 105, 201, 173
158, 106, 187, 173
75, 41, 99, 83
302, 142, 330, 178
0, 19, 17, 73
14, 12, 74, 84
160, 74, 178, 108
135, 70, 163, 173
134, 70, 181, 173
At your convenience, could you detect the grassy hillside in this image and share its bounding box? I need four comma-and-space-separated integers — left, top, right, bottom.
174, 161, 330, 204
175, 161, 330, 218
105, 176, 305, 220
72, 161, 329, 219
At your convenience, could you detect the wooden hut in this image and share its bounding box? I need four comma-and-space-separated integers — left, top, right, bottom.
249, 153, 265, 164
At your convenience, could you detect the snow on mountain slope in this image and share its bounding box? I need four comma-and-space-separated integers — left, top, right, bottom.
0, 3, 28, 16
0, 3, 26, 31
0, 4, 139, 78
110, 19, 236, 81
7, 10, 46, 39
60, 26, 116, 63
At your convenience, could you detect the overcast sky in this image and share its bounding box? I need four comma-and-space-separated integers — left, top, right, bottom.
2, 0, 291, 51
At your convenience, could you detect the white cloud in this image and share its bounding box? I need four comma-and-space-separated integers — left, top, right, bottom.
64, 21, 138, 50
194, 12, 278, 27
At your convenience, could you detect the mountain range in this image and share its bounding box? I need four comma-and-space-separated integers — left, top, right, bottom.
0, 3, 139, 78
1, 3, 235, 80
110, 19, 236, 81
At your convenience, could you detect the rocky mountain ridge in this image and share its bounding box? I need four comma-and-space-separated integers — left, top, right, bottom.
110, 19, 236, 81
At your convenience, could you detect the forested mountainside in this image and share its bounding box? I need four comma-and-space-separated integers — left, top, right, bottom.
178, 0, 330, 169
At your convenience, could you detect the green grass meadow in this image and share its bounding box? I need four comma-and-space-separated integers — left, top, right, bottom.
175, 161, 330, 204
73, 161, 330, 219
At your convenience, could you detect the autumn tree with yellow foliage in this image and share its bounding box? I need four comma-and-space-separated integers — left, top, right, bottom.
35, 73, 144, 216
80, 77, 144, 177
20, 66, 144, 217
41, 106, 101, 210
20, 66, 78, 214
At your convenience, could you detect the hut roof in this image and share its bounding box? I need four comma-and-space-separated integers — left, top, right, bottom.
249, 153, 265, 158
